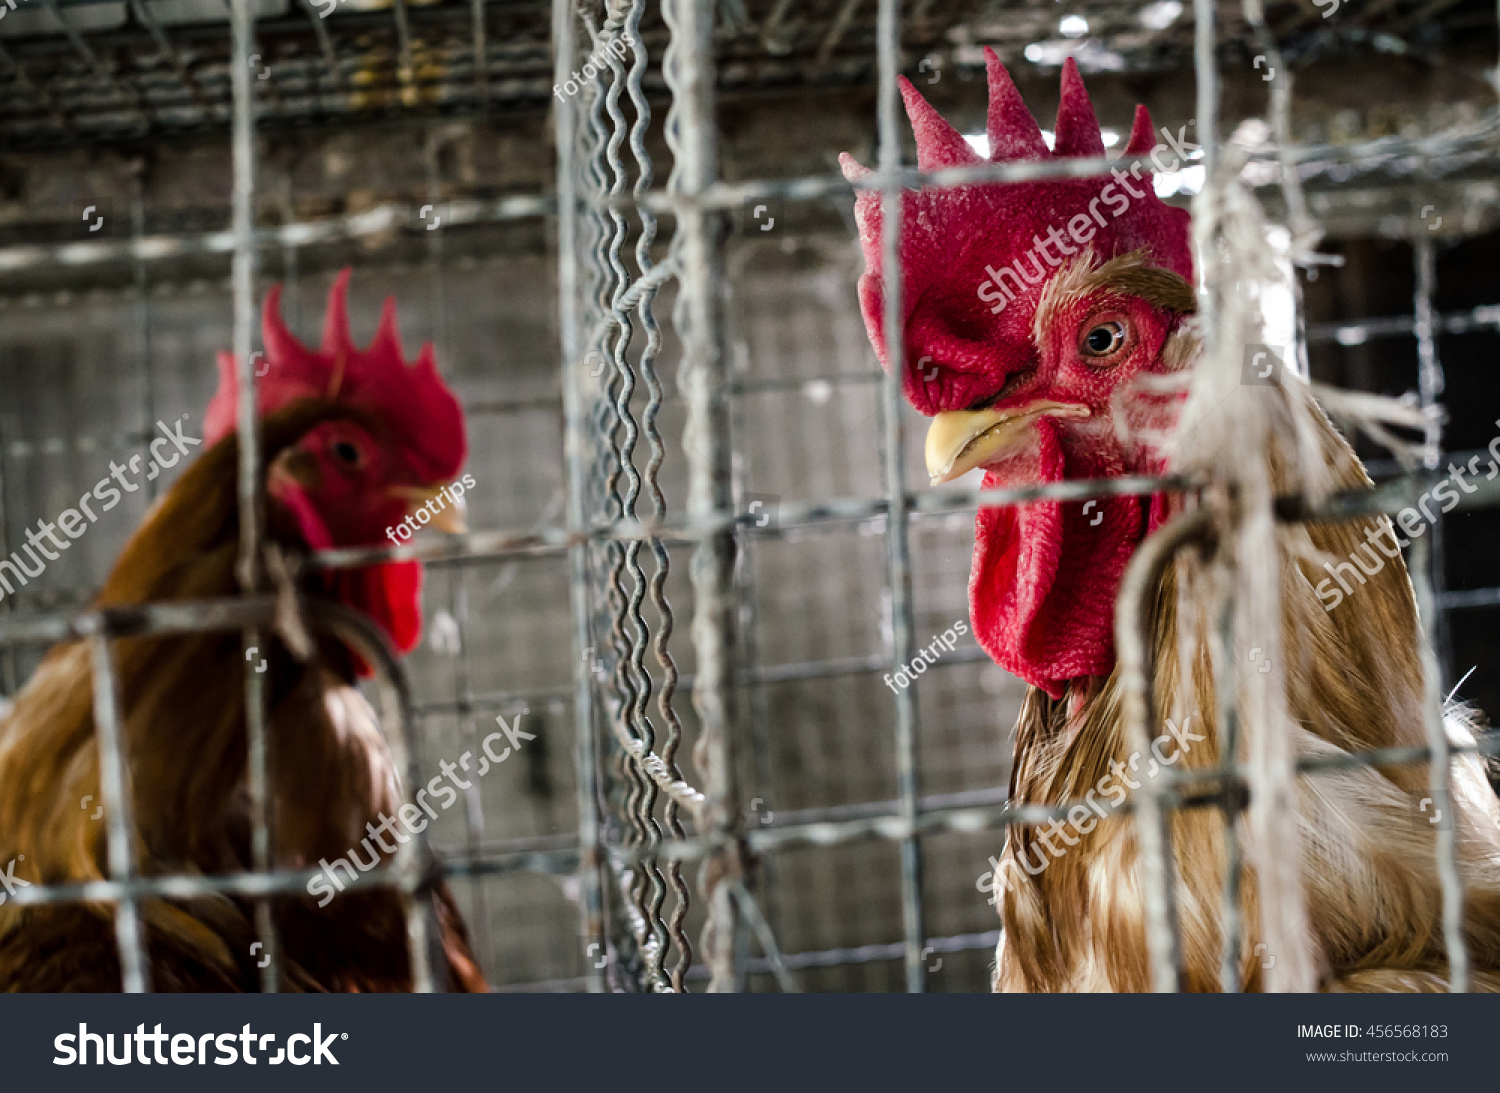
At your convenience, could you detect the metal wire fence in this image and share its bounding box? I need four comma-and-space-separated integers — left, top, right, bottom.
0, 0, 1496, 992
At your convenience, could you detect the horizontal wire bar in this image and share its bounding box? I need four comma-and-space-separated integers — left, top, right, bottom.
310, 474, 1191, 568
411, 646, 993, 718
1441, 587, 1500, 610
595, 115, 1497, 215
3, 113, 1494, 275
0, 195, 553, 273
696, 927, 1002, 977
3, 466, 1491, 649
309, 465, 1500, 570
493, 928, 1005, 990
11, 729, 1493, 904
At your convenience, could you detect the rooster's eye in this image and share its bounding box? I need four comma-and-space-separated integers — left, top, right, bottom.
1081, 321, 1126, 360
332, 440, 361, 467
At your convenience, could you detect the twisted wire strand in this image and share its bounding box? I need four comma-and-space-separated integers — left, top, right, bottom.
580, 1, 652, 981
619, 0, 695, 992
590, 0, 671, 989
580, 24, 615, 525
599, 0, 672, 991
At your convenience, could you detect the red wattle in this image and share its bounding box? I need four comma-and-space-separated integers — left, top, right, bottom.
969, 420, 1150, 699
315, 560, 424, 676
272, 483, 426, 670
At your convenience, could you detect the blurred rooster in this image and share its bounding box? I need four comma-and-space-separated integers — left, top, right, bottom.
844, 54, 1500, 992
0, 271, 486, 991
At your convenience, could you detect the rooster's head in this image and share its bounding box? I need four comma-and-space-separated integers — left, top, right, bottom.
843, 53, 1197, 698
205, 269, 468, 657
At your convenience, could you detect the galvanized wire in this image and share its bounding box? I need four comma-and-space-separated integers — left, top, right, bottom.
2, 0, 1497, 1000
621, 0, 694, 993
228, 0, 280, 996
600, 0, 671, 992
874, 0, 927, 996
86, 629, 150, 993
1413, 234, 1454, 678
665, 0, 744, 994
587, 7, 653, 987
552, 0, 609, 995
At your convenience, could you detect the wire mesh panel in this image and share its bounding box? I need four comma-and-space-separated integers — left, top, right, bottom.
0, 0, 1496, 995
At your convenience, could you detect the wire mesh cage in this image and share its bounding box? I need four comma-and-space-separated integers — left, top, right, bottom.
0, 0, 1497, 994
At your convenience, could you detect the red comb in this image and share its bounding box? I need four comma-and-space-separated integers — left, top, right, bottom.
840, 52, 1193, 415
204, 269, 467, 484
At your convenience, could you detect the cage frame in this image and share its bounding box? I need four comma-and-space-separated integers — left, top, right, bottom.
0, 0, 1492, 994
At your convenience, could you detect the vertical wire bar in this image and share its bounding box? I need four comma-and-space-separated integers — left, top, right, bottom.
392, 0, 415, 93
594, 5, 663, 988
600, 3, 670, 991
1193, 0, 1217, 187
424, 137, 493, 980
1413, 235, 1452, 680
1411, 236, 1468, 992
131, 174, 158, 503
280, 171, 300, 334
1213, 598, 1243, 991
875, 0, 925, 994
662, 0, 710, 991
0, 437, 12, 695
302, 3, 342, 97
621, 0, 693, 992
333, 609, 439, 991
553, 0, 608, 994
581, 8, 650, 981
230, 0, 279, 994
1186, 0, 1220, 998
734, 415, 780, 965
1409, 533, 1469, 993
1118, 514, 1209, 993
471, 0, 488, 107
0, 346, 15, 697
88, 629, 150, 992
671, 0, 743, 993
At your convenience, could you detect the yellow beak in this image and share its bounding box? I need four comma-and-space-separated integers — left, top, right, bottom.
388, 483, 468, 534
925, 401, 1091, 486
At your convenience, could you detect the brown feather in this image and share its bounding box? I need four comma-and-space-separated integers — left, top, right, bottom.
992, 369, 1500, 992
0, 400, 486, 992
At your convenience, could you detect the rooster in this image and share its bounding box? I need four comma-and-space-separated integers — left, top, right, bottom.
0, 271, 487, 991
843, 54, 1500, 992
